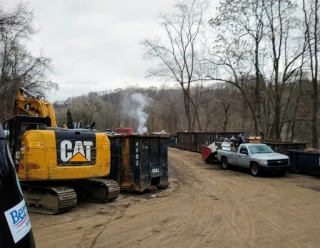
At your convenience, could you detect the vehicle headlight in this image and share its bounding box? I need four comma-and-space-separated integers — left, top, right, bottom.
259, 160, 268, 165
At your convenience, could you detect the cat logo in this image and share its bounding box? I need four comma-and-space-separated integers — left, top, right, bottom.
60, 140, 93, 162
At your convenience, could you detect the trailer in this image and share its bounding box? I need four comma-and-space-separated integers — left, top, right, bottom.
201, 142, 221, 164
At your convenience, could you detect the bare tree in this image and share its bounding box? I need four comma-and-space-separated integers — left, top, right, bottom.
0, 3, 57, 119
261, 0, 304, 140
207, 0, 267, 135
204, 36, 260, 135
141, 0, 209, 131
215, 100, 232, 132
69, 92, 103, 127
207, 0, 304, 139
302, 0, 319, 148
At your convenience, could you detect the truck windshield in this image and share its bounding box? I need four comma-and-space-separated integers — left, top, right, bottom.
248, 145, 273, 154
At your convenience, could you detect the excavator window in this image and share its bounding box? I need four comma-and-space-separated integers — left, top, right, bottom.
20, 122, 47, 132
16, 122, 47, 145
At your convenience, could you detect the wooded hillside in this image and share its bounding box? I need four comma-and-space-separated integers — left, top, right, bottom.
0, 0, 319, 147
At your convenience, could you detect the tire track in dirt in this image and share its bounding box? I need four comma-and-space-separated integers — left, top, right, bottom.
210, 168, 318, 247
31, 148, 320, 248
183, 154, 253, 247
98, 155, 205, 247
168, 150, 252, 248
173, 149, 306, 247
88, 151, 215, 247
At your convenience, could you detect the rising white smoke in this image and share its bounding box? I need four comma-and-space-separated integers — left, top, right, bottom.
122, 93, 150, 134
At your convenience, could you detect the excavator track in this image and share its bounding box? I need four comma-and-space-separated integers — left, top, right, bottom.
75, 179, 120, 203
21, 184, 77, 215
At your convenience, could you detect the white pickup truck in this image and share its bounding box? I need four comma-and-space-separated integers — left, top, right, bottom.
216, 143, 290, 176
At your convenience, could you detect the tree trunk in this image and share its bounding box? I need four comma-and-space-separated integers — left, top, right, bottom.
311, 77, 318, 147
254, 42, 262, 136
274, 93, 281, 140
183, 93, 191, 131
312, 0, 319, 147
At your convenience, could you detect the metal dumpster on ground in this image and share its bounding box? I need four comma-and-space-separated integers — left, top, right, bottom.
177, 131, 243, 152
108, 135, 169, 192
289, 150, 320, 176
168, 135, 177, 147
262, 140, 307, 155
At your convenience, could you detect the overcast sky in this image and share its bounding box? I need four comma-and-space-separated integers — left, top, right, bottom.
3, 0, 218, 102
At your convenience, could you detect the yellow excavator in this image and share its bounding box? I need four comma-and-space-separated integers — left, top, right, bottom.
4, 88, 120, 214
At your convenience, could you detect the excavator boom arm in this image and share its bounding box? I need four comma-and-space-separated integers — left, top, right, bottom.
15, 87, 57, 127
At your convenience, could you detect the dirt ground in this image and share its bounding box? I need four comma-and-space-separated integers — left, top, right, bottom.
30, 148, 320, 248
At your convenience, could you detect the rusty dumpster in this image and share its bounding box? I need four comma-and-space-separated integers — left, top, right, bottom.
108, 135, 169, 192
177, 131, 242, 152
289, 150, 320, 175
262, 140, 307, 155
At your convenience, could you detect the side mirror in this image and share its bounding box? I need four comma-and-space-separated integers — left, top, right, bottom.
240, 150, 248, 155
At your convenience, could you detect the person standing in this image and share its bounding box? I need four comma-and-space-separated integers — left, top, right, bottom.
67, 109, 73, 129
0, 124, 36, 247
238, 133, 245, 145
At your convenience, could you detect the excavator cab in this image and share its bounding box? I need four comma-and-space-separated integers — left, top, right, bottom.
4, 116, 51, 170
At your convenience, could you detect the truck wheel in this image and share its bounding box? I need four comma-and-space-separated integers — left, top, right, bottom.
250, 163, 260, 177
221, 158, 229, 170
206, 154, 215, 164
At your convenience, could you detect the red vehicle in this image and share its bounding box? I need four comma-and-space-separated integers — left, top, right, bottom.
116, 128, 133, 135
